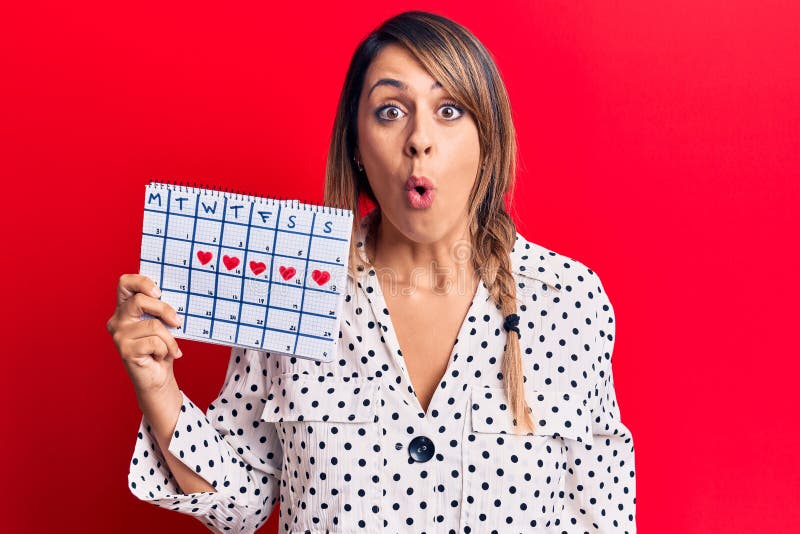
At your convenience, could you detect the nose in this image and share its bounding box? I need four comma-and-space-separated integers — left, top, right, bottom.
404, 111, 434, 159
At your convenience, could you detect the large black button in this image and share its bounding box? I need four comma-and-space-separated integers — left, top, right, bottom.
408, 435, 435, 462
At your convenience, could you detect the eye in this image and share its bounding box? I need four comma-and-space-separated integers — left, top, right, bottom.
439, 101, 465, 120
375, 101, 466, 122
376, 103, 406, 121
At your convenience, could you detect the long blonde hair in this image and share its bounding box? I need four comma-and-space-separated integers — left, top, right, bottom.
323, 11, 534, 433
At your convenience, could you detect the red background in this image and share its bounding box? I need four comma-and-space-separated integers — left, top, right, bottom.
2, 1, 798, 532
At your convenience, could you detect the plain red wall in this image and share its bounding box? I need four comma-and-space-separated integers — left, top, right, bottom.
2, 1, 798, 532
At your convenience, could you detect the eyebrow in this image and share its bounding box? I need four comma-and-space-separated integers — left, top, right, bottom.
367, 78, 443, 98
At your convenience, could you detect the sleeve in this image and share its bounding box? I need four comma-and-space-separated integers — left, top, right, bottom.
127, 347, 283, 534
562, 271, 637, 532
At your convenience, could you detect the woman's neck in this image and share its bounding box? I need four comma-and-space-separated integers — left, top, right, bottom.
365, 211, 477, 297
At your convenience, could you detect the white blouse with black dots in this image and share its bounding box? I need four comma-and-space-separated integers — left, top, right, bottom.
128, 208, 637, 533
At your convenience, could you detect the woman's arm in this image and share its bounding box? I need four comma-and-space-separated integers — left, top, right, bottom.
128, 347, 283, 533
136, 376, 216, 494
562, 271, 637, 532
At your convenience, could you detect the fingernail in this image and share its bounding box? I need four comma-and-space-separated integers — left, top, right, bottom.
175, 315, 182, 326
151, 287, 161, 298
176, 349, 183, 358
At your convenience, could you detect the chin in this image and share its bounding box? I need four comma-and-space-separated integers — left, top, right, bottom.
380, 199, 466, 242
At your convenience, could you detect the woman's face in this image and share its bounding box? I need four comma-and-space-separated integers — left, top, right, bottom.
356, 43, 481, 245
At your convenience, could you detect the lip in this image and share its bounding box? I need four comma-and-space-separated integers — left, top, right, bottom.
405, 175, 435, 192
405, 175, 436, 209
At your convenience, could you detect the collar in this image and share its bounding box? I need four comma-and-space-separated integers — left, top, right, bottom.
509, 233, 562, 291
348, 208, 561, 291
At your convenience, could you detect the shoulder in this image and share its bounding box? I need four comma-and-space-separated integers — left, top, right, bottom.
510, 231, 614, 326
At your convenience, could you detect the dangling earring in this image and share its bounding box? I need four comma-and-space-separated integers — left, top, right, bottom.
354, 155, 364, 172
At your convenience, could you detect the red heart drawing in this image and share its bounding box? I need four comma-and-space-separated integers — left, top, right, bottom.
311, 269, 331, 286
196, 250, 213, 265
279, 265, 296, 280
223, 255, 240, 270
249, 260, 266, 275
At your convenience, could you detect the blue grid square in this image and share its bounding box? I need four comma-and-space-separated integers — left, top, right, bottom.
243, 278, 269, 305
188, 294, 214, 319
216, 273, 242, 301
267, 308, 300, 334
237, 325, 264, 348
143, 211, 166, 237
240, 303, 266, 326
218, 247, 245, 277
141, 235, 163, 263
167, 214, 194, 241
191, 243, 220, 272
140, 261, 162, 288
195, 218, 222, 245
248, 227, 276, 254
162, 265, 189, 292
211, 319, 237, 344
214, 298, 240, 323
221, 223, 248, 249
244, 252, 271, 282
165, 239, 192, 269
185, 316, 211, 337
190, 270, 216, 297
263, 330, 297, 355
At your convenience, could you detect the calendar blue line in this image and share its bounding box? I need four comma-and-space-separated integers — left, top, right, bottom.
183, 193, 201, 334
141, 234, 347, 266
261, 202, 283, 350
142, 230, 349, 247
234, 202, 255, 345
157, 188, 172, 293
146, 289, 336, 320
179, 312, 335, 342
208, 195, 228, 339
293, 212, 316, 354
143, 208, 349, 242
139, 258, 341, 295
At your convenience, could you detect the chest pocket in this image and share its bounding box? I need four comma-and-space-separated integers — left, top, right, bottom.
461, 386, 593, 531
260, 373, 383, 534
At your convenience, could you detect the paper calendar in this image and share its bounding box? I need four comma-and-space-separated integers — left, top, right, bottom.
139, 181, 353, 362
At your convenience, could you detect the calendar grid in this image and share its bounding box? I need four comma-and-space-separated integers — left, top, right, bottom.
208, 195, 228, 339
293, 212, 316, 354
260, 202, 284, 351
140, 182, 353, 362
233, 202, 255, 345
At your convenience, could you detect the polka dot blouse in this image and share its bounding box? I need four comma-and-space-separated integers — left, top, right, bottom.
128, 208, 637, 533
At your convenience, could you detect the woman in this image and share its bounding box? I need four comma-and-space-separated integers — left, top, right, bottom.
108, 10, 636, 533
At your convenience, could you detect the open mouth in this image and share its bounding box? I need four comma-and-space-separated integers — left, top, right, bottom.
405, 175, 436, 209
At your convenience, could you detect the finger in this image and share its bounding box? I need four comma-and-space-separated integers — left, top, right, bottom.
121, 293, 182, 328
127, 318, 183, 359
117, 274, 161, 307
126, 335, 170, 363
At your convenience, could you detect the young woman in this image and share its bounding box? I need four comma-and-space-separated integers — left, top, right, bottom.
108, 11, 636, 533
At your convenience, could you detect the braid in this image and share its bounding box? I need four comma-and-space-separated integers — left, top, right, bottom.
473, 209, 535, 434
